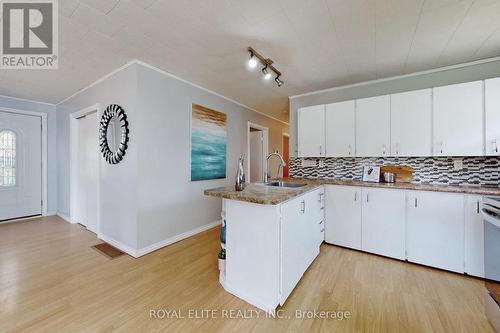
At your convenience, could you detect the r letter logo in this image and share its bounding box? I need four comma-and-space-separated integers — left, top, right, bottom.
1, 0, 58, 69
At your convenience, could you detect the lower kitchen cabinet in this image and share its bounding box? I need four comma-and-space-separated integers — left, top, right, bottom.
465, 195, 485, 278
361, 188, 406, 260
406, 191, 465, 273
325, 186, 362, 250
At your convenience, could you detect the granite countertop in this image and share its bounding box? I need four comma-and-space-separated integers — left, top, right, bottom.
204, 178, 500, 205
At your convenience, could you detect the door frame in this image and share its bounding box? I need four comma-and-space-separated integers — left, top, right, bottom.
0, 107, 48, 216
69, 104, 100, 234
247, 121, 269, 183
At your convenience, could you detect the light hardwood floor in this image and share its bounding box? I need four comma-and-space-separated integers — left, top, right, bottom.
0, 216, 495, 333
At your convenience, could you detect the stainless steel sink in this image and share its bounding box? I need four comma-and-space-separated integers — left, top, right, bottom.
264, 181, 307, 188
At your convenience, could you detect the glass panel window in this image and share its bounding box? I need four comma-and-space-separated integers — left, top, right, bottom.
0, 130, 16, 187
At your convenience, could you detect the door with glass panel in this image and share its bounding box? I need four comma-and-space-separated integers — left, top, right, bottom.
0, 111, 42, 221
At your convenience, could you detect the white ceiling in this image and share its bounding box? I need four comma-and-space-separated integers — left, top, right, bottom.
2, 0, 500, 122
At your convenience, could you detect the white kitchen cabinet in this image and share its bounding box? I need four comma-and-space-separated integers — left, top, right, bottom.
433, 81, 484, 156
361, 188, 406, 259
356, 95, 391, 157
391, 89, 432, 156
298, 105, 325, 157
406, 191, 465, 273
280, 189, 322, 304
324, 185, 362, 250
305, 187, 325, 247
325, 101, 356, 157
465, 195, 484, 278
485, 78, 500, 156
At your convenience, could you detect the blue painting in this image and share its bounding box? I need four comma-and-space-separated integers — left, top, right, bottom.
191, 104, 227, 181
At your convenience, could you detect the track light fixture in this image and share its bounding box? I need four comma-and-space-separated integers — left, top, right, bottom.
246, 47, 284, 87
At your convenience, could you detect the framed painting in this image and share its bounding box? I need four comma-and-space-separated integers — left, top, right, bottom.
191, 104, 227, 181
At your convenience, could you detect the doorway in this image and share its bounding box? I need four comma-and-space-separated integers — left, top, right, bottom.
247, 122, 269, 183
0, 111, 43, 221
70, 105, 100, 234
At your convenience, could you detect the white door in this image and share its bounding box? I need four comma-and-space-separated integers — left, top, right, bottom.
406, 191, 465, 273
361, 188, 406, 259
0, 112, 42, 221
297, 105, 325, 157
391, 89, 432, 156
324, 185, 362, 250
485, 78, 500, 156
75, 113, 99, 233
249, 130, 264, 182
356, 95, 391, 157
465, 195, 484, 278
433, 81, 484, 156
325, 101, 355, 157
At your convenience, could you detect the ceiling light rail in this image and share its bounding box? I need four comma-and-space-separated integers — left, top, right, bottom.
247, 47, 284, 87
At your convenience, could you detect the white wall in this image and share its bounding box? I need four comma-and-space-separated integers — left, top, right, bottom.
289, 59, 500, 157
0, 95, 57, 214
57, 64, 139, 249
136, 64, 288, 249
56, 61, 289, 253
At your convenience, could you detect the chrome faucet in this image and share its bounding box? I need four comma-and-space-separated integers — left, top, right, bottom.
265, 151, 286, 183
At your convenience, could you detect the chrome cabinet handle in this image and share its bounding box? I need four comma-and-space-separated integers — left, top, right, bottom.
477, 200, 480, 214
300, 200, 305, 213
319, 145, 322, 156
366, 193, 369, 203
414, 198, 418, 208
382, 144, 386, 155
354, 191, 357, 202
395, 143, 399, 155
492, 140, 498, 153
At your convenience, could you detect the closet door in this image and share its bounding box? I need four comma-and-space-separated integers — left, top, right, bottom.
325, 101, 355, 157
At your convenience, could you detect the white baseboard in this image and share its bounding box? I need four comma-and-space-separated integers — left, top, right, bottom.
96, 220, 221, 258
136, 220, 221, 257
56, 212, 71, 223
98, 233, 140, 258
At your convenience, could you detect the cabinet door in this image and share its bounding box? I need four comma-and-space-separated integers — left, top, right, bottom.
298, 105, 325, 157
325, 101, 355, 157
305, 188, 325, 248
361, 188, 406, 259
356, 95, 390, 157
324, 185, 362, 250
391, 89, 432, 156
280, 196, 306, 304
465, 195, 484, 278
433, 81, 484, 156
406, 191, 465, 273
485, 78, 500, 156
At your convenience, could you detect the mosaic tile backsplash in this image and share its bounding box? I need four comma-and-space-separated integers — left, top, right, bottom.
289, 156, 500, 186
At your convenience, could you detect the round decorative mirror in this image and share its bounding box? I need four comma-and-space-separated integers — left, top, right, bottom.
99, 104, 129, 164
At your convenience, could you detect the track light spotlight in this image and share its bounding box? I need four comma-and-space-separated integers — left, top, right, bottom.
275, 75, 284, 87
247, 52, 257, 69
262, 66, 272, 80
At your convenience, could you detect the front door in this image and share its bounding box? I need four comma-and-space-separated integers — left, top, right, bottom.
0, 111, 42, 221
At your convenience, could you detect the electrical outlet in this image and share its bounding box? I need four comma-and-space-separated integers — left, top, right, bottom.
453, 159, 463, 171
318, 160, 325, 168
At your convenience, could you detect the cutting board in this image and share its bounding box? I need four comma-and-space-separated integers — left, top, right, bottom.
380, 165, 414, 183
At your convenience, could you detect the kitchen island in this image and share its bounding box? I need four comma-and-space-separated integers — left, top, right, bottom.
204, 182, 325, 314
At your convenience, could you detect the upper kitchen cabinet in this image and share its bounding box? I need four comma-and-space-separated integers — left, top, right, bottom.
485, 78, 500, 156
433, 81, 484, 156
355, 95, 390, 157
325, 101, 356, 157
297, 105, 325, 157
391, 89, 432, 156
